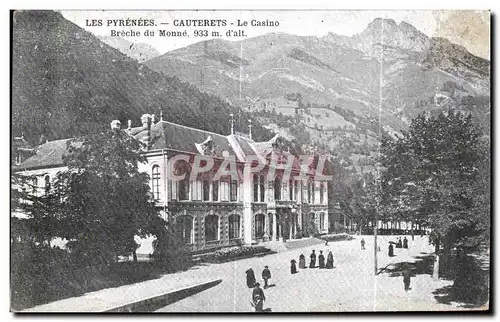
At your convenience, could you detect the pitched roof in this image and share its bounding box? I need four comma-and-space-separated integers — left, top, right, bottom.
15, 120, 314, 173
14, 139, 75, 170
145, 121, 238, 159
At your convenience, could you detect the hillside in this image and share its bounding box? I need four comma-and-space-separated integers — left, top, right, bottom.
144, 18, 490, 168
12, 10, 272, 146
98, 36, 160, 62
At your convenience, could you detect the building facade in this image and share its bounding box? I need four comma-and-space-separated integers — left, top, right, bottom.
14, 114, 330, 254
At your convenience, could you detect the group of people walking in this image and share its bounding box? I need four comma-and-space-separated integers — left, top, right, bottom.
246, 266, 273, 312
291, 249, 335, 273
389, 236, 409, 257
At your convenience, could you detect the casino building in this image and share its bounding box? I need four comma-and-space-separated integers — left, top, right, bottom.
14, 114, 330, 254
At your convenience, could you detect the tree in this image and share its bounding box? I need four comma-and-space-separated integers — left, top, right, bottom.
52, 129, 165, 266
380, 109, 490, 272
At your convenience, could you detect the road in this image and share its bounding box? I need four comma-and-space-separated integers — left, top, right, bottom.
156, 235, 457, 312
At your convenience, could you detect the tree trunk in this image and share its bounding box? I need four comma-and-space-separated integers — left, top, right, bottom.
433, 236, 440, 279
133, 249, 138, 263
443, 234, 452, 275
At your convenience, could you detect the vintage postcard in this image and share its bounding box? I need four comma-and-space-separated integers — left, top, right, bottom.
11, 9, 490, 312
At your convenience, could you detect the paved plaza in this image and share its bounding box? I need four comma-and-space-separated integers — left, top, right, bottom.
156, 235, 461, 312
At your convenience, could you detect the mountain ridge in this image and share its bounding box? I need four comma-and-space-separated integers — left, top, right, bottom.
12, 10, 273, 147
143, 18, 490, 168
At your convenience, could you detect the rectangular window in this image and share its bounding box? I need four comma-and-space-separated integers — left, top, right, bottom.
203, 180, 210, 201
170, 180, 177, 200
259, 176, 265, 202
152, 165, 161, 200
230, 180, 238, 202
220, 181, 230, 201
191, 180, 202, 201
212, 180, 219, 202
253, 176, 259, 202
312, 182, 316, 204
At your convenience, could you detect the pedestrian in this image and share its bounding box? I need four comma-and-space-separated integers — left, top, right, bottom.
396, 237, 402, 248
388, 243, 394, 257
318, 250, 325, 268
403, 265, 411, 291
252, 282, 266, 312
361, 238, 366, 250
290, 259, 297, 274
325, 240, 329, 246
326, 251, 334, 269
262, 266, 271, 288
309, 250, 316, 268
299, 254, 306, 269
246, 268, 256, 288
403, 237, 408, 249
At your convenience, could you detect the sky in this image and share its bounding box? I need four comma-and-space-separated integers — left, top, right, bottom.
61, 10, 490, 59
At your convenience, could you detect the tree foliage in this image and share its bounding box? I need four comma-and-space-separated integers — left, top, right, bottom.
380, 109, 490, 250
49, 129, 166, 265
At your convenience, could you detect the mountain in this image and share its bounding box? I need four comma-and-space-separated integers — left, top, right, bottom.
12, 10, 272, 146
98, 36, 160, 62
143, 18, 490, 167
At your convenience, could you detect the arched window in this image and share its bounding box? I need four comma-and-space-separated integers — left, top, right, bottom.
229, 214, 241, 239
44, 175, 51, 196
152, 165, 160, 200
175, 161, 190, 201
274, 176, 281, 200
253, 174, 259, 202
176, 215, 193, 245
320, 212, 325, 230
294, 181, 299, 201
205, 215, 219, 242
255, 214, 265, 238
259, 175, 265, 202
319, 182, 324, 205
289, 179, 294, 200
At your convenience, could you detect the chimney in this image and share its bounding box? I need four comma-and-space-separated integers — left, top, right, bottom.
110, 120, 121, 131
151, 114, 155, 124
248, 119, 252, 140
128, 120, 132, 130
140, 114, 152, 149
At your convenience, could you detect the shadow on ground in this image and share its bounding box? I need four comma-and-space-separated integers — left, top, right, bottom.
382, 254, 435, 277
432, 254, 489, 308
381, 252, 489, 309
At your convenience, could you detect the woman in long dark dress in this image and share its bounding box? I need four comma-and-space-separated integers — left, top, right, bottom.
309, 250, 316, 268
290, 259, 298, 274
299, 254, 306, 269
388, 243, 394, 257
318, 250, 325, 268
246, 268, 256, 288
326, 251, 334, 269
